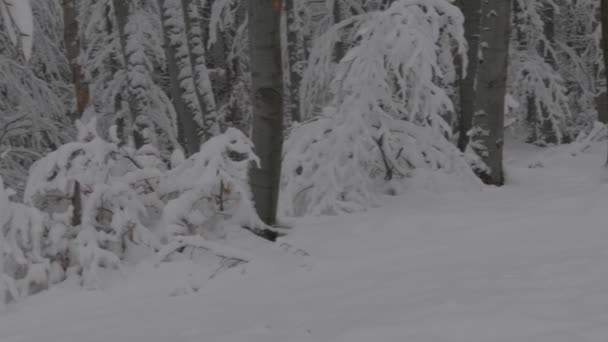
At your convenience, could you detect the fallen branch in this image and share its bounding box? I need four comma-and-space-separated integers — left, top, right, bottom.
156, 236, 252, 265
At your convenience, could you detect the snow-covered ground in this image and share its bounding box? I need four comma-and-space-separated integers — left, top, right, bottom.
1, 142, 608, 342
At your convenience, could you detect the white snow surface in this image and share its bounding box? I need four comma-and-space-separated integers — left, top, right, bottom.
2, 141, 608, 341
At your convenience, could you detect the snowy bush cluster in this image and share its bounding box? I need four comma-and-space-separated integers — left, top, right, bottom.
1, 119, 261, 304
281, 0, 480, 216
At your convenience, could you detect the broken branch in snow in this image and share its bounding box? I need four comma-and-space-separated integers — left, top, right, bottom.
156, 236, 252, 265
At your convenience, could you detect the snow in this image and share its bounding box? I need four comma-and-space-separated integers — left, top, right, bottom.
0, 0, 33, 60
1, 141, 608, 341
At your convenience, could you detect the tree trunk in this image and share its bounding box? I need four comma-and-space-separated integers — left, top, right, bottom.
333, 0, 345, 63
111, 0, 139, 147
248, 0, 285, 225
158, 0, 196, 155
601, 0, 608, 164
284, 0, 302, 123
539, 3, 558, 144
470, 0, 512, 186
596, 3, 608, 125
62, 0, 89, 118
181, 0, 219, 141
596, 84, 608, 125
456, 0, 483, 152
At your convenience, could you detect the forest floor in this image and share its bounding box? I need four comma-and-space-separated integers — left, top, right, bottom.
1, 140, 608, 342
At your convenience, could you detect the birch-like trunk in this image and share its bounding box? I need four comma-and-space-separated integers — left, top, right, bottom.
158, 0, 197, 155
181, 0, 219, 141
470, 0, 512, 185
249, 0, 285, 225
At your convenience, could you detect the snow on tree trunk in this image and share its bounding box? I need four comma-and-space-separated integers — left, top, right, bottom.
111, 0, 137, 146
248, 0, 285, 225
456, 0, 482, 152
601, 0, 608, 165
180, 0, 219, 142
470, 0, 511, 186
158, 0, 198, 156
284, 0, 302, 123
537, 3, 558, 144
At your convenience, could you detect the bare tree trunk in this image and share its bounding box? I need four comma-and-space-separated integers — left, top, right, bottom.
601, 0, 608, 164
456, 0, 482, 152
470, 0, 512, 185
596, 78, 608, 124
249, 0, 285, 225
62, 0, 89, 118
71, 181, 82, 227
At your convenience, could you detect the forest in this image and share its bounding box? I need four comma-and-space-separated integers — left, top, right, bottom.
1, 1, 608, 336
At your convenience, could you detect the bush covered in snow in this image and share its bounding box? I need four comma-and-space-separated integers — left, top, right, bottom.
0, 176, 52, 306
1, 120, 262, 302
281, 0, 481, 216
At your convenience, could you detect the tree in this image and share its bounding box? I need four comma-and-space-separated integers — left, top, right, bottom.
161, 0, 215, 155
248, 0, 285, 225
0, 0, 72, 195
79, 0, 178, 154
601, 0, 608, 164
62, 0, 88, 117
281, 0, 479, 216
180, 0, 219, 141
469, 0, 512, 185
284, 0, 303, 123
509, 0, 570, 145
456, 0, 482, 152
157, 0, 193, 155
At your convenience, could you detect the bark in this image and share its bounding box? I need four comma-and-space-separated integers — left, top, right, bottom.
456, 0, 483, 152
284, 0, 302, 123
601, 0, 608, 164
181, 0, 218, 141
62, 0, 89, 117
248, 0, 285, 225
111, 0, 140, 147
596, 4, 608, 125
158, 0, 197, 155
333, 0, 345, 63
71, 181, 82, 227
470, 0, 512, 186
539, 3, 558, 144
596, 84, 608, 125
